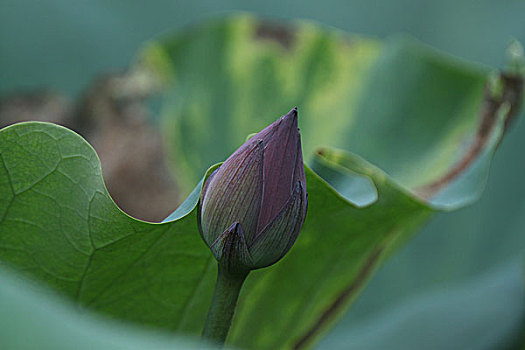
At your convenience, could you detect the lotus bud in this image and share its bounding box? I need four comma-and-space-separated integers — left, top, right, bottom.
198, 107, 308, 274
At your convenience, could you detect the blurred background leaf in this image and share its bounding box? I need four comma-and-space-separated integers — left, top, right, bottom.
139, 14, 515, 210
137, 15, 381, 189
137, 15, 496, 195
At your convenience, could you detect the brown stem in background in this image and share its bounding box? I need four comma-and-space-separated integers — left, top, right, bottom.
415, 72, 523, 199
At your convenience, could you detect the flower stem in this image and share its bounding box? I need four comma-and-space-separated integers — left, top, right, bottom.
201, 265, 248, 346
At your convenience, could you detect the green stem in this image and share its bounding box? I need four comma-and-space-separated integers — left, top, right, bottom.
201, 265, 249, 346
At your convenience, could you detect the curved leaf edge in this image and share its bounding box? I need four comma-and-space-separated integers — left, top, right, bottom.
0, 121, 202, 227
311, 90, 520, 212
311, 148, 432, 210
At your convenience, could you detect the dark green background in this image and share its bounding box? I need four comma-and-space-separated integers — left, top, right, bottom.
2, 0, 525, 348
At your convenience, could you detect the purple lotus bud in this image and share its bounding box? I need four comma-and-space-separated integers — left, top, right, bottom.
198, 107, 308, 274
